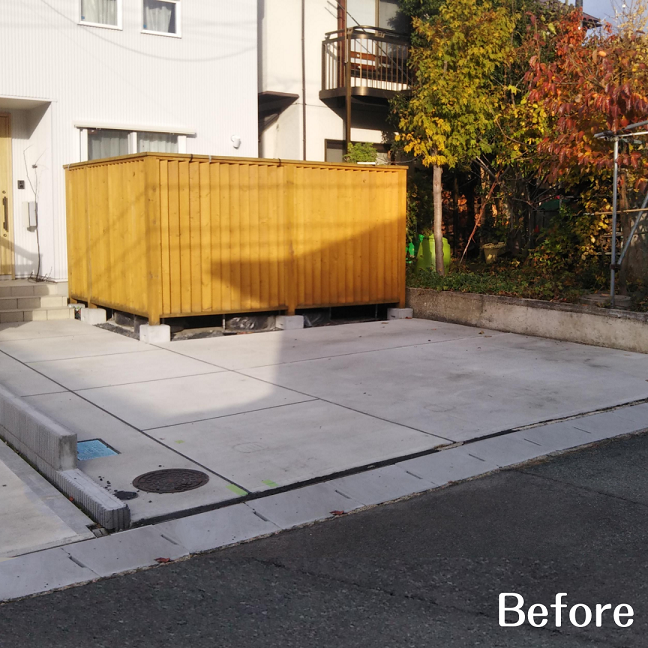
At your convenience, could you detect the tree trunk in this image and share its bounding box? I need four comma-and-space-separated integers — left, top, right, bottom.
464, 167, 477, 253
433, 164, 445, 275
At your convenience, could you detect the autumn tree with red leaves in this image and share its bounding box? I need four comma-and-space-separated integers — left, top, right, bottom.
523, 5, 648, 282
526, 8, 648, 183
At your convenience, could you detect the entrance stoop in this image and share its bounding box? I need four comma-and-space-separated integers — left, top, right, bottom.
0, 280, 73, 323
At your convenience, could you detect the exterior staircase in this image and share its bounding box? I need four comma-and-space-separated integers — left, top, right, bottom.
0, 280, 73, 323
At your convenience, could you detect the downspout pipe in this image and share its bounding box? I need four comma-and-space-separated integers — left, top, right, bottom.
302, 0, 307, 161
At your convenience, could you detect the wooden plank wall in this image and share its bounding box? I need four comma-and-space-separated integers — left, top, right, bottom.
66, 154, 407, 323
156, 158, 289, 319
66, 157, 149, 316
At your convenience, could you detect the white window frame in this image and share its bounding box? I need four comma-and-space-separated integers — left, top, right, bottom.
141, 0, 182, 39
78, 127, 187, 162
78, 0, 123, 31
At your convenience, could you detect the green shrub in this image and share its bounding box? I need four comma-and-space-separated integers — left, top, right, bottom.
407, 262, 593, 302
528, 205, 608, 287
344, 142, 378, 164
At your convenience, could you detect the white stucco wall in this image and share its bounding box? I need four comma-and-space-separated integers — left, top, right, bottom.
0, 0, 258, 280
258, 0, 387, 163
5, 105, 54, 279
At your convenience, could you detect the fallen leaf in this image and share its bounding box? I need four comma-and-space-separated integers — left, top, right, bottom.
155, 557, 171, 564
330, 510, 345, 516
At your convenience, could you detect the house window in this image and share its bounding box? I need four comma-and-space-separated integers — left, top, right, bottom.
82, 128, 185, 161
143, 0, 180, 36
325, 140, 390, 164
88, 129, 129, 161
325, 140, 345, 164
80, 0, 120, 28
347, 0, 376, 27
346, 0, 407, 32
378, 0, 403, 30
138, 132, 179, 153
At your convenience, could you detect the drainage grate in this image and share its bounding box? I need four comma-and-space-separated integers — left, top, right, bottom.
77, 439, 119, 461
133, 469, 209, 494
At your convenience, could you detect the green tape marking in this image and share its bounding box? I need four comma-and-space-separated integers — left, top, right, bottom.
174, 440, 185, 444
227, 484, 248, 497
262, 480, 279, 488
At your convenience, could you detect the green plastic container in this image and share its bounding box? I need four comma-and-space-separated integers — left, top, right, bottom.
406, 240, 417, 260
415, 235, 451, 273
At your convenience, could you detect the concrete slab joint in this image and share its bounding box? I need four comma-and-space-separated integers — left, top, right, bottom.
79, 308, 107, 325
387, 308, 413, 320
276, 315, 304, 330
140, 324, 171, 344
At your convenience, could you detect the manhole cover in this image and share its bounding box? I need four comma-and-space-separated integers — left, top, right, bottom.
133, 469, 209, 494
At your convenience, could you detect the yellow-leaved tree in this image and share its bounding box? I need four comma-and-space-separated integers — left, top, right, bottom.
397, 0, 515, 274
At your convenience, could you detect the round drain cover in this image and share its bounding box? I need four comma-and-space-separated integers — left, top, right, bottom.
133, 469, 209, 494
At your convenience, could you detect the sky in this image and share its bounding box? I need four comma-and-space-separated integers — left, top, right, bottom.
582, 0, 621, 22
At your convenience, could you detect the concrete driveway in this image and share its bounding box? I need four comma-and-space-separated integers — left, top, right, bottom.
1, 317, 647, 525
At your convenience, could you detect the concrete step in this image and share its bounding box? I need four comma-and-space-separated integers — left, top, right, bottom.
0, 281, 71, 324
0, 280, 68, 299
0, 295, 68, 311
0, 308, 75, 323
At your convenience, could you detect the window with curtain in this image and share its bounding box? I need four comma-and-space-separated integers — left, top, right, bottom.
347, 0, 375, 27
143, 0, 178, 35
88, 129, 129, 161
80, 0, 118, 26
137, 132, 179, 153
378, 0, 408, 31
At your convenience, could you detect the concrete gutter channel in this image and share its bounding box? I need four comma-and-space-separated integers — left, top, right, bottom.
1, 381, 647, 603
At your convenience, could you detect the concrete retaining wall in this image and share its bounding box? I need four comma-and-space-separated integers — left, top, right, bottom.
0, 384, 130, 530
407, 288, 648, 354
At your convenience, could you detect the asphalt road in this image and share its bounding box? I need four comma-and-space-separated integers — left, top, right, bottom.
2, 431, 648, 648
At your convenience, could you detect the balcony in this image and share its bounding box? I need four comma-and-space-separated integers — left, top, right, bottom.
320, 26, 410, 105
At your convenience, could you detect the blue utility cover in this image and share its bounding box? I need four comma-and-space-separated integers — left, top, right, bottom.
77, 439, 118, 461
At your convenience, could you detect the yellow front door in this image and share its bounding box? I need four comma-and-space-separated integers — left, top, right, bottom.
0, 114, 14, 277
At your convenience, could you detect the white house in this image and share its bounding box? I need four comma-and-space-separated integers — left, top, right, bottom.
258, 0, 409, 163
0, 0, 258, 283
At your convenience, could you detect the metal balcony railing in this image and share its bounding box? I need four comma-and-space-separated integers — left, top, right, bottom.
321, 26, 410, 100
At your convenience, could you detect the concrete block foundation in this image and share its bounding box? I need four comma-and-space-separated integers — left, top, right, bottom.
407, 288, 648, 354
139, 324, 171, 344
387, 308, 413, 320
276, 315, 305, 330
79, 308, 107, 325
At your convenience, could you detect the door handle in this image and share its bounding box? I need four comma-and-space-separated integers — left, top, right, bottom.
2, 196, 7, 233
